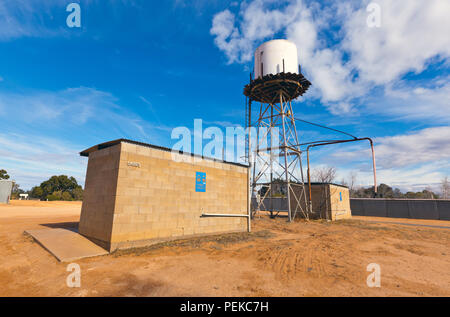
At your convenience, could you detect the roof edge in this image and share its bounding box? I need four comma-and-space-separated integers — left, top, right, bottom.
80, 138, 249, 168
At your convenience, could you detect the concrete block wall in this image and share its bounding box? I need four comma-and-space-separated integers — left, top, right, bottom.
79, 140, 249, 251
78, 144, 121, 249
303, 184, 351, 220
328, 184, 351, 220
255, 183, 351, 220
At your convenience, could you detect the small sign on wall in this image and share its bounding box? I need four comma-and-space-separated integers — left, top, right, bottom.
339, 192, 342, 201
127, 161, 141, 168
195, 172, 206, 192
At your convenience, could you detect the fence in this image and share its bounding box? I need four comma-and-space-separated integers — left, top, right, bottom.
350, 198, 450, 221
251, 197, 288, 212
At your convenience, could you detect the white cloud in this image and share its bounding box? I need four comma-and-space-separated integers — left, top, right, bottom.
0, 0, 66, 41
343, 0, 450, 85
326, 127, 450, 191
0, 87, 167, 140
373, 126, 450, 168
331, 126, 450, 169
210, 0, 450, 191
210, 9, 249, 64
0, 87, 172, 189
210, 0, 450, 115
0, 0, 141, 41
209, 0, 367, 106
0, 87, 118, 125
210, 1, 304, 64
0, 133, 87, 190
335, 163, 446, 193
367, 80, 450, 124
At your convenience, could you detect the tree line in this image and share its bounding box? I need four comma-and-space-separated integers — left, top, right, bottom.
0, 170, 83, 201
319, 166, 449, 199
350, 183, 441, 199
258, 169, 447, 199
259, 167, 449, 199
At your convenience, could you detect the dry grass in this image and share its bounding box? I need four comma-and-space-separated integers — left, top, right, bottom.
112, 230, 275, 257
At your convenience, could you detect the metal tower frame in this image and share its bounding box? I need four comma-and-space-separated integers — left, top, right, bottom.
244, 72, 312, 222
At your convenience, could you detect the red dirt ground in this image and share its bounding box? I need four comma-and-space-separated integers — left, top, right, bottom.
0, 200, 448, 296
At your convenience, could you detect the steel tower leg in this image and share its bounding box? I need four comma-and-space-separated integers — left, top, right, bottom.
250, 91, 309, 222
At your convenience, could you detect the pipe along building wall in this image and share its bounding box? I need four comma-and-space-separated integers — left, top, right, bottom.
351, 198, 450, 221
79, 139, 249, 251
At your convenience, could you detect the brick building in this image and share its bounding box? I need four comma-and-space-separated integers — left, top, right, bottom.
79, 139, 249, 251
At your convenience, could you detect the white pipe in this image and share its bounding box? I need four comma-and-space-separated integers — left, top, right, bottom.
201, 213, 250, 218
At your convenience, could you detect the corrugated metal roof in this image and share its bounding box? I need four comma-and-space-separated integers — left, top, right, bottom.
79, 138, 249, 168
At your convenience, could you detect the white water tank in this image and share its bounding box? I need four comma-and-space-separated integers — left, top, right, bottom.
254, 39, 299, 79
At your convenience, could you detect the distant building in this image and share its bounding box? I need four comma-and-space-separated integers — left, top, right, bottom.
0, 180, 13, 204
19, 193, 29, 200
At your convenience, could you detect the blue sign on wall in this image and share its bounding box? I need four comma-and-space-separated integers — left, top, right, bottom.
195, 172, 206, 192
339, 192, 342, 201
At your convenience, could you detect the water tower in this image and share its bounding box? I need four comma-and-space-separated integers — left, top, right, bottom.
244, 39, 311, 222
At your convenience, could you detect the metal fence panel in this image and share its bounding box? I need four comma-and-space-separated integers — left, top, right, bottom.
408, 200, 439, 219
350, 200, 364, 216
386, 200, 410, 218
257, 198, 450, 221
437, 201, 450, 220
351, 198, 450, 221
362, 199, 387, 217
251, 197, 288, 212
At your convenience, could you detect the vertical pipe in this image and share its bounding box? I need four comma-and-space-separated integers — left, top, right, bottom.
305, 138, 377, 208
369, 139, 378, 194
307, 148, 312, 213
247, 99, 253, 222
247, 163, 252, 232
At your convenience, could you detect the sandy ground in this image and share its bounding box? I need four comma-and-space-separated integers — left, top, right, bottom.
352, 216, 450, 228
0, 200, 449, 297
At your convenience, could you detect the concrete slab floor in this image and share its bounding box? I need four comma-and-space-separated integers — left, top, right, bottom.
25, 228, 108, 262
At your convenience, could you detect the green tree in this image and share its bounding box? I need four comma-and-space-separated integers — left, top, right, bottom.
47, 190, 63, 201
40, 175, 79, 198
31, 186, 44, 199
377, 184, 394, 198
351, 184, 439, 199
61, 191, 73, 201
0, 169, 10, 180
31, 175, 83, 201
10, 182, 25, 199
72, 187, 83, 201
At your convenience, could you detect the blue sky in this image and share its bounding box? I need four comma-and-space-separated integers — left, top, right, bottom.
0, 0, 449, 192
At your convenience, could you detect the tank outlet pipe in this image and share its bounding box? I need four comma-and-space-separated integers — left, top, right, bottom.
306, 137, 378, 209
